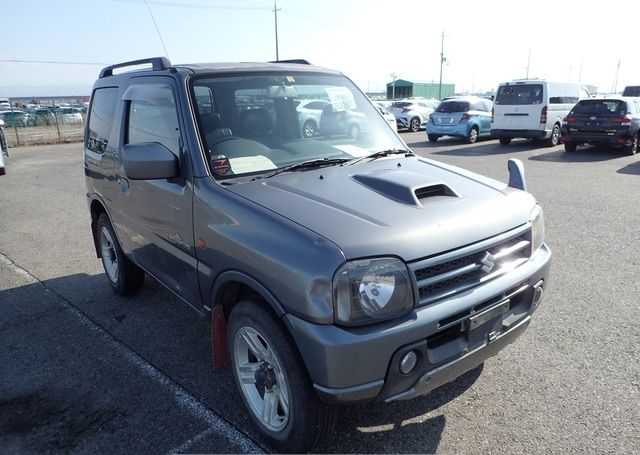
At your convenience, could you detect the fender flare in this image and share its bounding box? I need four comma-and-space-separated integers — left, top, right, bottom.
209, 270, 287, 370
209, 270, 287, 317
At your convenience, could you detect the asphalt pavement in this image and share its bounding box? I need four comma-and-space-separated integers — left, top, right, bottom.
1, 136, 639, 454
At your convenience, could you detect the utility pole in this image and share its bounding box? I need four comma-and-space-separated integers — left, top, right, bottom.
273, 1, 281, 61
611, 59, 621, 94
526, 48, 531, 79
578, 57, 583, 84
390, 72, 396, 100
438, 31, 446, 100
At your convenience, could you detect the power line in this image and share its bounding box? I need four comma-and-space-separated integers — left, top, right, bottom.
0, 59, 109, 65
113, 0, 270, 10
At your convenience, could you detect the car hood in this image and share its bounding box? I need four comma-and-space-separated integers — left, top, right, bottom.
226, 156, 535, 261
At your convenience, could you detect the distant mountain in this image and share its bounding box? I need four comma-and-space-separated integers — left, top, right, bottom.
0, 83, 93, 98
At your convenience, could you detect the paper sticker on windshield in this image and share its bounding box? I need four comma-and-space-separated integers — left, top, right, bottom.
333, 144, 369, 157
286, 76, 296, 83
228, 155, 277, 174
325, 87, 356, 112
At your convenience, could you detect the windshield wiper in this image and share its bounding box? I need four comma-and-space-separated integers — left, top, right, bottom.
260, 157, 351, 179
349, 148, 414, 165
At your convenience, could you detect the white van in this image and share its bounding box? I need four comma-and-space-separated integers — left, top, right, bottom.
491, 79, 586, 146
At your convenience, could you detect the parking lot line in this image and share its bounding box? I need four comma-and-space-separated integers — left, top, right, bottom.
0, 251, 264, 455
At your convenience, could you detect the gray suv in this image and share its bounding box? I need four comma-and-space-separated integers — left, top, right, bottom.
84, 57, 551, 452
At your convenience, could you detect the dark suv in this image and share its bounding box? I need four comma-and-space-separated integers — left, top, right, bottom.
84, 57, 551, 452
561, 97, 640, 154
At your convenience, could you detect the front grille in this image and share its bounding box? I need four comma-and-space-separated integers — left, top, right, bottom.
410, 228, 531, 306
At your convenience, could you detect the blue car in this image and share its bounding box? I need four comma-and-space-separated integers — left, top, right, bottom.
427, 96, 493, 143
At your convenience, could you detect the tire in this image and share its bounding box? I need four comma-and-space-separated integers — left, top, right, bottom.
467, 126, 479, 144
627, 135, 639, 156
228, 300, 336, 453
97, 213, 144, 296
564, 141, 578, 152
547, 124, 561, 147
348, 123, 360, 139
427, 134, 439, 142
302, 120, 317, 138
408, 117, 421, 132
499, 137, 511, 146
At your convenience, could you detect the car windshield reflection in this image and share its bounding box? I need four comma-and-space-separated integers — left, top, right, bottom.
190, 73, 404, 179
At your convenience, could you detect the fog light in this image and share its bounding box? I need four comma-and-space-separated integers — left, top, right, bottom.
399, 351, 418, 375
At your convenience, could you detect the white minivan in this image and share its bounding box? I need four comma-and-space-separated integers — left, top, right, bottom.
491, 79, 586, 146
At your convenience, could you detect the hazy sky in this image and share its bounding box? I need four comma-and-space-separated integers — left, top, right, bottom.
2, 0, 638, 97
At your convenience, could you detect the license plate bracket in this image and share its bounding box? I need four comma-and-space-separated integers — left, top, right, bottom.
467, 299, 510, 331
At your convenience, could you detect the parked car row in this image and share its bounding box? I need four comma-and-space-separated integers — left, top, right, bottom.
0, 106, 85, 128
384, 80, 640, 156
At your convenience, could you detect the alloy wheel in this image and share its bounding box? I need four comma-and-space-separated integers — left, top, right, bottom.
234, 326, 290, 432
100, 227, 119, 283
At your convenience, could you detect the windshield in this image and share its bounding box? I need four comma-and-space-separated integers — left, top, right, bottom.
495, 84, 543, 105
190, 73, 405, 179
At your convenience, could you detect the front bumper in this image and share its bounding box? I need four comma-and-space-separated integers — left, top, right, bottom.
285, 244, 551, 404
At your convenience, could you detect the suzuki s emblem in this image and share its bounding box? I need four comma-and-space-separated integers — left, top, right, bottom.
479, 252, 496, 274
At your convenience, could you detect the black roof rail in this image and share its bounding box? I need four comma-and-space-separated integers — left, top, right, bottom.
268, 59, 311, 65
99, 57, 172, 78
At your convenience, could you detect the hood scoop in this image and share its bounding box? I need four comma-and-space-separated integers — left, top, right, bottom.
351, 170, 459, 206
415, 184, 456, 202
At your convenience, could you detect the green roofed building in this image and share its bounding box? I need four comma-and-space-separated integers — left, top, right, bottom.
386, 79, 455, 100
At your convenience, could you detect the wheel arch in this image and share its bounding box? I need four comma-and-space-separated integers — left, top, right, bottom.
89, 198, 108, 258
209, 270, 288, 370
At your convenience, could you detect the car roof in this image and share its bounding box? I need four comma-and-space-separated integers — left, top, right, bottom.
441, 96, 488, 102
579, 97, 634, 103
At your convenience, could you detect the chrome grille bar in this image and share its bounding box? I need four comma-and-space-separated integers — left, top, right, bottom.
410, 225, 532, 306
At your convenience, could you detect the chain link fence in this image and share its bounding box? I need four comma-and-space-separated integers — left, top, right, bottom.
3, 113, 85, 147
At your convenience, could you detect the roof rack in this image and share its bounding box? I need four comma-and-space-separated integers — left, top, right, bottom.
268, 59, 311, 65
99, 57, 172, 78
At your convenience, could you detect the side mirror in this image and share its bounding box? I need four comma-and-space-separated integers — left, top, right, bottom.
122, 142, 179, 180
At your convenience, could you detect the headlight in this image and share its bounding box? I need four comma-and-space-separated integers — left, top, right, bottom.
333, 257, 414, 326
530, 204, 545, 255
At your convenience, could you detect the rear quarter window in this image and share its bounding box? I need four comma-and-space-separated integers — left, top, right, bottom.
550, 96, 579, 104
87, 87, 119, 153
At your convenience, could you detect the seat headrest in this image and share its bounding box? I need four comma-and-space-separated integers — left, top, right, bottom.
201, 112, 222, 131
239, 109, 274, 136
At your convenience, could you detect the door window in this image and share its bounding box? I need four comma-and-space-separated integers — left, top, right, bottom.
126, 85, 180, 156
